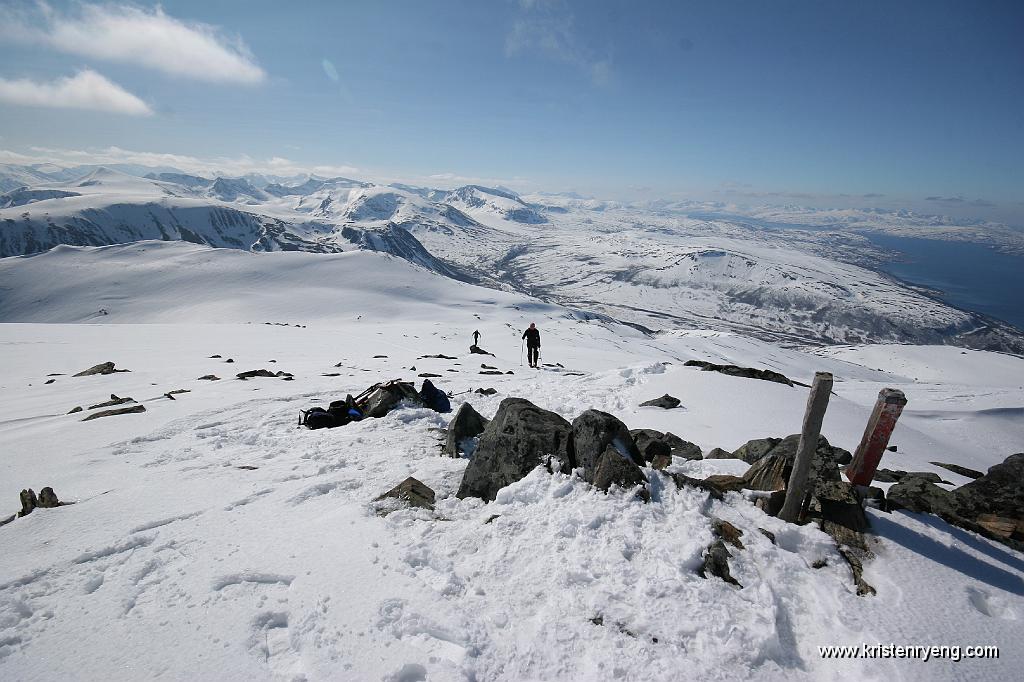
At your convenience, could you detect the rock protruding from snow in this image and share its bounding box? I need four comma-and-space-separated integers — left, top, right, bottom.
930, 461, 984, 480
731, 437, 782, 464
456, 398, 573, 502
742, 434, 843, 493
639, 394, 682, 409
73, 361, 126, 377
571, 409, 645, 483
698, 539, 741, 587
362, 381, 425, 419
87, 394, 134, 410
375, 477, 435, 513
630, 429, 702, 463
444, 403, 489, 457
15, 487, 64, 519
952, 453, 1024, 521
684, 360, 794, 387
591, 445, 648, 495
235, 369, 293, 380
81, 404, 147, 421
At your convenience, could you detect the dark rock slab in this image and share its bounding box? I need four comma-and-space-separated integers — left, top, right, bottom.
684, 360, 793, 386
953, 453, 1024, 520
73, 361, 129, 377
591, 446, 647, 494
839, 547, 877, 596
571, 409, 644, 483
81, 404, 147, 421
704, 447, 735, 459
475, 387, 497, 395
670, 473, 745, 500
87, 394, 134, 410
698, 539, 741, 587
419, 354, 457, 360
67, 406, 83, 414
236, 369, 293, 380
630, 429, 702, 462
741, 434, 842, 493
375, 477, 435, 513
37, 487, 60, 508
873, 468, 906, 483
930, 462, 984, 480
639, 394, 681, 409
444, 402, 490, 457
479, 370, 504, 376
732, 437, 781, 464
712, 518, 745, 549
198, 374, 221, 381
456, 398, 573, 501
886, 476, 965, 517
19, 489, 37, 517
469, 345, 494, 356
363, 381, 424, 418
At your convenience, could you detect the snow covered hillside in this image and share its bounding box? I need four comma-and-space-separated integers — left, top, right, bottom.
1, 242, 1022, 680
3, 163, 1021, 352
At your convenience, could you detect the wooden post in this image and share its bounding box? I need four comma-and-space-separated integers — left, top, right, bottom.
779, 372, 834, 523
845, 388, 907, 486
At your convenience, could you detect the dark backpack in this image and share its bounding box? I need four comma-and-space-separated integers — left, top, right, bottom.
299, 407, 338, 430
299, 394, 363, 430
419, 379, 451, 413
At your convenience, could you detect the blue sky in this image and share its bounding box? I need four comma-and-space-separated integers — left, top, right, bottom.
0, 1, 1021, 222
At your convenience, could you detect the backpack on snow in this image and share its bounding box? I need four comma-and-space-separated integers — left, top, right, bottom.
299, 394, 364, 430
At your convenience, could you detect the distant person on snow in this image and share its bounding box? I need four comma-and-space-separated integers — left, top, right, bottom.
523, 323, 541, 368
473, 330, 481, 346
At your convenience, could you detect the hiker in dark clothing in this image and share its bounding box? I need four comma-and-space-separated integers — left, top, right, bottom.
473, 330, 480, 346
523, 323, 541, 368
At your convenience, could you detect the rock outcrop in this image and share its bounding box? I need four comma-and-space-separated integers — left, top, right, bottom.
684, 360, 793, 386
456, 398, 573, 501
444, 403, 489, 457
73, 361, 129, 377
639, 394, 681, 409
375, 477, 435, 513
571, 410, 645, 484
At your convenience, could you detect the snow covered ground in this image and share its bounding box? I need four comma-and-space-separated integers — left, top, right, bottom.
1, 243, 1022, 680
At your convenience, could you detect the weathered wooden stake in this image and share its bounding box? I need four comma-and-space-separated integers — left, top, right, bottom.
779, 371, 834, 523
845, 388, 907, 486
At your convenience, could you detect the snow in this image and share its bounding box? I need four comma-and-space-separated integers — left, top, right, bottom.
1, 242, 1023, 680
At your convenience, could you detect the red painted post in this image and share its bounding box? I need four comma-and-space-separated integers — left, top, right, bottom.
845, 388, 907, 486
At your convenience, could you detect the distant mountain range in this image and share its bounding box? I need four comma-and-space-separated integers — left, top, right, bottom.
2, 161, 1022, 353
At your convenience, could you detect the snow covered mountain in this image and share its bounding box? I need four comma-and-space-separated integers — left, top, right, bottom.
1, 164, 1022, 353
1, 240, 1022, 680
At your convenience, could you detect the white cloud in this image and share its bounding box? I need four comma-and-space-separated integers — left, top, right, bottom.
2, 3, 265, 84
0, 69, 152, 115
321, 59, 340, 83
0, 145, 357, 178
505, 0, 612, 86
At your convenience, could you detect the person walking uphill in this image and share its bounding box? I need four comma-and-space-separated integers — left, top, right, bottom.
473, 330, 480, 346
523, 323, 541, 368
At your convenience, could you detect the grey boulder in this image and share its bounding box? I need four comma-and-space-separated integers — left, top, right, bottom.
571, 409, 644, 483
444, 402, 490, 457
456, 398, 573, 501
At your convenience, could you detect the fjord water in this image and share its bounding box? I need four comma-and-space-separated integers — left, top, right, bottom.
866, 233, 1024, 331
